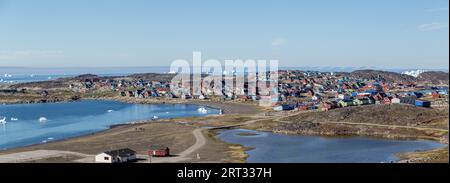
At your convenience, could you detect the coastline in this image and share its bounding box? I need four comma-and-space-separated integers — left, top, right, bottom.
0, 95, 448, 163
0, 98, 263, 163
229, 127, 449, 163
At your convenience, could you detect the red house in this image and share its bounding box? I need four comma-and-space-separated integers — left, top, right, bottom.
363, 84, 373, 90
320, 101, 335, 111
432, 91, 440, 99
148, 146, 170, 157
383, 97, 391, 105
372, 93, 383, 101
143, 91, 153, 98
156, 87, 170, 95
298, 105, 308, 111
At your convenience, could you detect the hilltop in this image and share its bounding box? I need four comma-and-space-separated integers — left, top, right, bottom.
347, 70, 416, 83
126, 73, 176, 82
343, 69, 449, 84
284, 104, 448, 128
8, 73, 176, 89
417, 71, 449, 84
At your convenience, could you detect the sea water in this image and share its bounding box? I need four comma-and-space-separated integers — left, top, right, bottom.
0, 100, 219, 150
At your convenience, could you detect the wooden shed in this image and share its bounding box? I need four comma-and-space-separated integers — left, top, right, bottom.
148, 146, 170, 157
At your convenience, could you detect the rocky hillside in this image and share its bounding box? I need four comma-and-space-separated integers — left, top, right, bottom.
284, 104, 448, 128
9, 74, 115, 89
10, 80, 70, 89
348, 70, 416, 83
417, 71, 449, 84
126, 73, 176, 82
8, 73, 176, 89
346, 70, 449, 84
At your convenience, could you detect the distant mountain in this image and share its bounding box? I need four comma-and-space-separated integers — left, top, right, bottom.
347, 70, 416, 83
417, 71, 449, 84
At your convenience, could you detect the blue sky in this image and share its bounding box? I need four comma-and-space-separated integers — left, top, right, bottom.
0, 0, 448, 69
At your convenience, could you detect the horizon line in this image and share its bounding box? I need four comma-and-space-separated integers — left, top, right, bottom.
0, 66, 448, 73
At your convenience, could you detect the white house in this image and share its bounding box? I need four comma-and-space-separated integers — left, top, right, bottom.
391, 98, 401, 104
95, 148, 137, 163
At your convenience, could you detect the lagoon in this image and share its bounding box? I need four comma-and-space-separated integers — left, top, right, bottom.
0, 100, 219, 150
217, 129, 445, 163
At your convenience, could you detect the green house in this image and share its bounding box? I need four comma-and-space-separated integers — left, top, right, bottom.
338, 100, 355, 108
353, 98, 373, 106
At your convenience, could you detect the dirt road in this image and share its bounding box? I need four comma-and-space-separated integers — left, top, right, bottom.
0, 150, 91, 163
149, 128, 206, 163
148, 112, 293, 163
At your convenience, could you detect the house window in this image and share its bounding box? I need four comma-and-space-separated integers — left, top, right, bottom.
104, 157, 110, 160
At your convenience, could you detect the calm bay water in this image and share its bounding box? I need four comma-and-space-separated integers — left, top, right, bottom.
0, 74, 74, 83
218, 129, 445, 163
0, 100, 219, 150
0, 67, 171, 83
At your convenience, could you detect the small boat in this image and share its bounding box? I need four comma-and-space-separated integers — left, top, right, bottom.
107, 110, 114, 113
10, 117, 19, 121
39, 117, 48, 122
152, 115, 159, 120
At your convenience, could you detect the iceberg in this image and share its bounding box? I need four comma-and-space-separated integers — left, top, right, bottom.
197, 107, 208, 114
0, 117, 6, 124
39, 117, 48, 122
401, 70, 426, 78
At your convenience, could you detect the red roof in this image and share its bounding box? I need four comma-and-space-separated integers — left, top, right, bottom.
156, 88, 170, 92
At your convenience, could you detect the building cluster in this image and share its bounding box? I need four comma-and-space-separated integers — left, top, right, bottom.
68, 70, 449, 111
273, 70, 448, 111
69, 77, 175, 98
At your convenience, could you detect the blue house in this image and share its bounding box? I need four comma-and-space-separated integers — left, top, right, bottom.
415, 100, 431, 108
